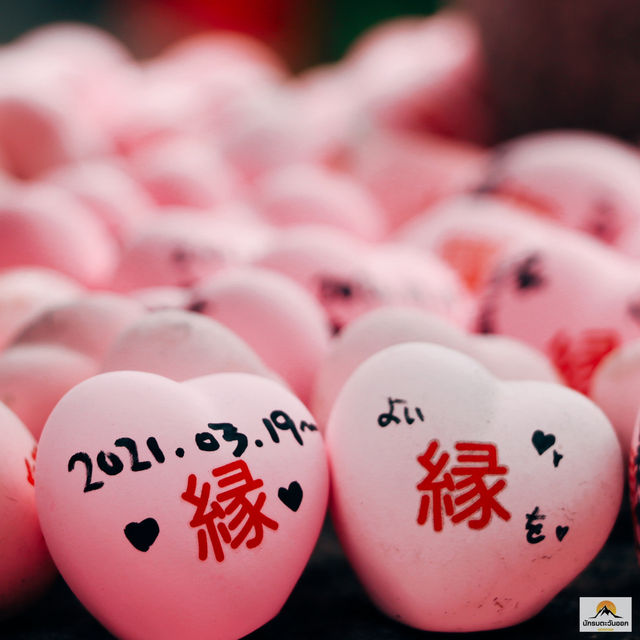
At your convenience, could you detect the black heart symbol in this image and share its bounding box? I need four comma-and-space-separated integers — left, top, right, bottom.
553, 450, 563, 467
532, 430, 556, 456
124, 518, 160, 552
556, 525, 569, 542
278, 482, 303, 512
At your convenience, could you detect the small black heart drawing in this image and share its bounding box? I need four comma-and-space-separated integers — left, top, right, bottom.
532, 430, 556, 456
278, 482, 303, 512
124, 518, 160, 552
556, 526, 569, 542
553, 450, 563, 467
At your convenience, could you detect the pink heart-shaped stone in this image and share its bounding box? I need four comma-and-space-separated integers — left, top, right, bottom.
151, 31, 285, 83
482, 131, 640, 253
255, 226, 470, 332
0, 267, 81, 351
44, 159, 156, 245
369, 244, 473, 328
111, 212, 269, 292
101, 309, 273, 382
290, 66, 361, 163
345, 127, 487, 229
344, 12, 491, 144
590, 340, 640, 455
0, 293, 145, 437
0, 90, 90, 179
313, 306, 558, 428
214, 87, 314, 181
11, 293, 144, 361
0, 183, 118, 287
189, 267, 330, 404
477, 231, 640, 393
395, 194, 555, 293
254, 226, 384, 332
253, 163, 387, 241
0, 344, 97, 438
129, 136, 240, 209
327, 343, 622, 631
0, 402, 55, 615
16, 21, 129, 63
36, 371, 328, 639
110, 214, 238, 291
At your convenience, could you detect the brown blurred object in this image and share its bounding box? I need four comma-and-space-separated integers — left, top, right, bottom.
462, 0, 640, 142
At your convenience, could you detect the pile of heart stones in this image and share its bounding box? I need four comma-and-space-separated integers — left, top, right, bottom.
0, 9, 638, 639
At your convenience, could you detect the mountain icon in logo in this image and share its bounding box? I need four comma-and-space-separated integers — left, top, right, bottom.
591, 601, 623, 619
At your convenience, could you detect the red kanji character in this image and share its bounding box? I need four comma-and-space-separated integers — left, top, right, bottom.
182, 460, 278, 562
213, 460, 279, 551
449, 442, 511, 529
416, 441, 455, 532
416, 440, 510, 531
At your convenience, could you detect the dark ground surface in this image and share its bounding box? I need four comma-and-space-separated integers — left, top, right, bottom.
3, 500, 639, 640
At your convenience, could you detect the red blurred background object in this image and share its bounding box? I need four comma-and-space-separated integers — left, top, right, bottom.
114, 0, 323, 68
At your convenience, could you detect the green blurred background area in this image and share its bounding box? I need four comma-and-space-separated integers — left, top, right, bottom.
324, 0, 443, 62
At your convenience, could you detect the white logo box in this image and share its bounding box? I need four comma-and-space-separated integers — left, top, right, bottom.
579, 597, 632, 632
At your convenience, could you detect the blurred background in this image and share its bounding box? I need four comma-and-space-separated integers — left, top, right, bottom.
0, 0, 443, 68
3, 0, 640, 142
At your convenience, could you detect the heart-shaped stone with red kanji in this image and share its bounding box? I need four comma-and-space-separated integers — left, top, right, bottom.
476, 230, 640, 396
36, 371, 328, 640
326, 343, 622, 632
